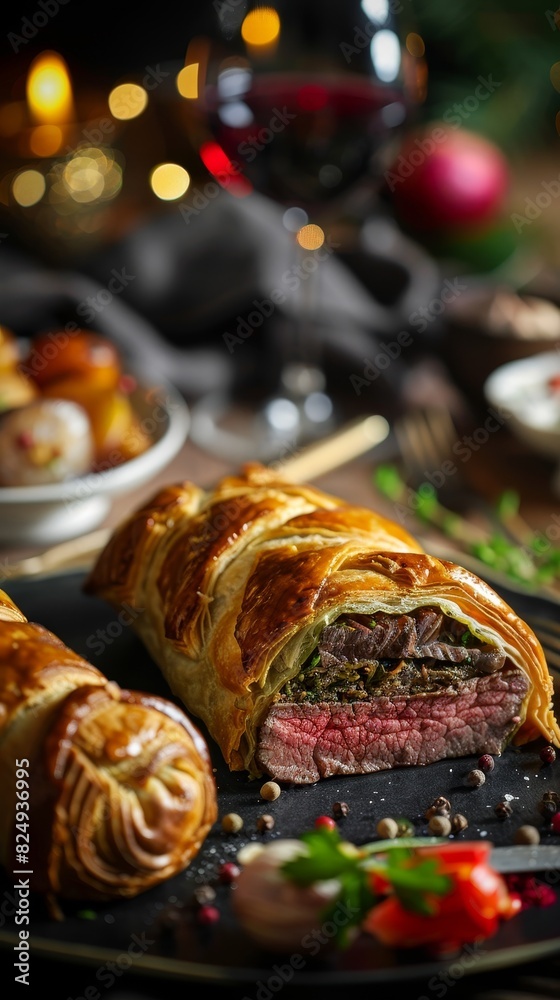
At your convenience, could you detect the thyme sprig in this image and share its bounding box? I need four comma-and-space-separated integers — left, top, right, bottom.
373, 464, 560, 594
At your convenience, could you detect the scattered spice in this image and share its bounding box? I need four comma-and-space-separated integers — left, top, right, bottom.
428, 815, 452, 836
540, 802, 558, 822
425, 796, 451, 821
505, 873, 557, 911
196, 905, 220, 925
541, 790, 560, 813
333, 801, 349, 819
260, 781, 281, 802
478, 754, 495, 773
396, 817, 415, 837
218, 862, 241, 884
221, 812, 244, 834
193, 884, 216, 906
514, 825, 540, 845
376, 817, 399, 839
539, 745, 557, 765
465, 769, 486, 788
257, 814, 275, 833
494, 801, 513, 820
451, 813, 468, 834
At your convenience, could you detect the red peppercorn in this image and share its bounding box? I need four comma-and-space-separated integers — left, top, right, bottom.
315, 815, 336, 831
478, 754, 495, 773
552, 812, 560, 835
218, 862, 241, 884
540, 745, 557, 765
196, 905, 220, 925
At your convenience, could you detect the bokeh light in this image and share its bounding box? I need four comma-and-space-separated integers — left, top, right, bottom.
296, 224, 325, 250
241, 8, 281, 48
29, 124, 63, 156
108, 83, 148, 120
12, 170, 46, 207
550, 62, 560, 93
176, 64, 199, 99
406, 33, 425, 58
150, 163, 191, 200
61, 147, 122, 204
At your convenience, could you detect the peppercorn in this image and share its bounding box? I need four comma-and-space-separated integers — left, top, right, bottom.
425, 804, 450, 821
376, 817, 399, 839
315, 815, 336, 831
218, 862, 241, 884
424, 796, 451, 821
465, 768, 486, 788
539, 791, 560, 820
196, 905, 220, 925
451, 813, 468, 834
193, 884, 216, 907
494, 801, 513, 820
428, 814, 452, 836
221, 812, 244, 834
539, 745, 557, 765
333, 801, 349, 819
478, 754, 495, 773
396, 817, 415, 837
260, 780, 281, 801
514, 825, 540, 845
256, 814, 275, 833
540, 801, 557, 823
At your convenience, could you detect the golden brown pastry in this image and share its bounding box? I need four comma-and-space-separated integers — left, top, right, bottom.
85, 464, 560, 784
0, 590, 217, 899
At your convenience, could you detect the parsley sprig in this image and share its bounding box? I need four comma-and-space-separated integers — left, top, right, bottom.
281, 827, 452, 947
373, 464, 560, 595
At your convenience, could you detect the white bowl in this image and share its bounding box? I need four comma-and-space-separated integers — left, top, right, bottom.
0, 379, 190, 546
484, 350, 560, 463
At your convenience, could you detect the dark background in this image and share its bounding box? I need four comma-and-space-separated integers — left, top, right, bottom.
1, 0, 557, 150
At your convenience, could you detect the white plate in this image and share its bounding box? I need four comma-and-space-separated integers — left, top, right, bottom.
0, 379, 190, 546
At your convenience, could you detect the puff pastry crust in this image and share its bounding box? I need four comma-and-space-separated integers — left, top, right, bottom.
85, 464, 560, 779
0, 590, 217, 899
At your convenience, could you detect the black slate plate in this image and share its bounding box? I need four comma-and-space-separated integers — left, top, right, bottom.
0, 571, 559, 988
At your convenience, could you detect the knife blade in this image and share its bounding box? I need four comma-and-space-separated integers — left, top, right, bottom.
490, 844, 560, 874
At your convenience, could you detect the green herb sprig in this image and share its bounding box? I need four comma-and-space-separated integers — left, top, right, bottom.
281, 827, 451, 947
373, 465, 560, 594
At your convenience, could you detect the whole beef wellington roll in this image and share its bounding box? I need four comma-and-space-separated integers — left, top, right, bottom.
85, 464, 560, 784
0, 591, 217, 898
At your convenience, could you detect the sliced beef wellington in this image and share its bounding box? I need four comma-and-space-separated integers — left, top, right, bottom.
85, 464, 560, 784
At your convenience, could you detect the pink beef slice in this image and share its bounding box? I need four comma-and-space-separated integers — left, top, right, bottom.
256, 668, 530, 784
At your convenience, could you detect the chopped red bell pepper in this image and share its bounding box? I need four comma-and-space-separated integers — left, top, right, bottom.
363, 841, 521, 951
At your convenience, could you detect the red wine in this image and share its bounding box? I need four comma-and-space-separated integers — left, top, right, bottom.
201, 72, 407, 208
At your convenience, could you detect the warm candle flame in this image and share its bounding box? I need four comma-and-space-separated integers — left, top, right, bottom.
26, 51, 74, 125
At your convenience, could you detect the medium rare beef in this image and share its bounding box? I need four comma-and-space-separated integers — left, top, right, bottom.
257, 668, 530, 784
319, 612, 506, 674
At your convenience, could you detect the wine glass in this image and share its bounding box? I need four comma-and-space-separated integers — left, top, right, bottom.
187, 0, 420, 461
